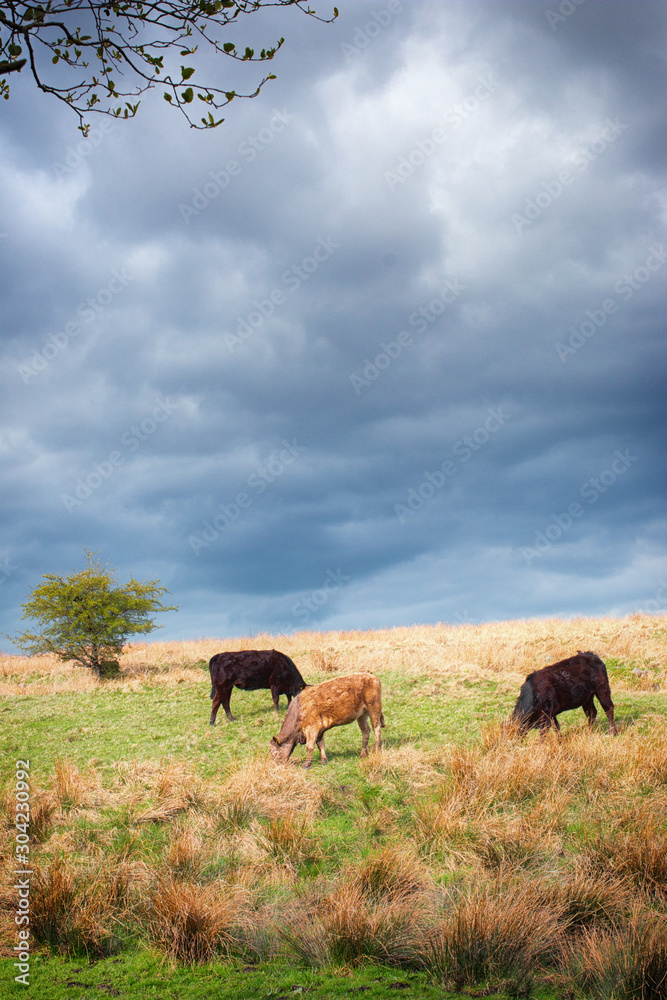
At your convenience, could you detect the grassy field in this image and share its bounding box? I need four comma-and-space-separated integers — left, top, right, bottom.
1, 615, 667, 1000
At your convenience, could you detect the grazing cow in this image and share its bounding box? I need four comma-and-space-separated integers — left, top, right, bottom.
209, 649, 307, 724
510, 650, 617, 737
270, 673, 385, 767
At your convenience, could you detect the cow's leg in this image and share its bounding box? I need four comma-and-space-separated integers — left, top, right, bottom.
316, 733, 328, 765
220, 681, 236, 722
357, 712, 371, 757
582, 695, 597, 728
369, 707, 384, 751
594, 685, 617, 735
303, 734, 320, 768
300, 727, 320, 768
271, 685, 281, 714
209, 686, 223, 726
539, 713, 558, 739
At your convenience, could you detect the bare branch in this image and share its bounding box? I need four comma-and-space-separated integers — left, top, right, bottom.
0, 0, 337, 130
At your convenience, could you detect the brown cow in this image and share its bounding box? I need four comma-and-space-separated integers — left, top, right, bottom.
510, 650, 617, 737
270, 673, 385, 767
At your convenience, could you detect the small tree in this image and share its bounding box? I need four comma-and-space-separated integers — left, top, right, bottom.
10, 550, 178, 677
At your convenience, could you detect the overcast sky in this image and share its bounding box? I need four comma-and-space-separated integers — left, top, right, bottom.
1, 0, 666, 649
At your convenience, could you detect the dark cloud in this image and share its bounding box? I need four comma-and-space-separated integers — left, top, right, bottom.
1, 0, 666, 649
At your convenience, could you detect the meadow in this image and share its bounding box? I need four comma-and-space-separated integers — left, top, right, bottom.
1, 614, 667, 1000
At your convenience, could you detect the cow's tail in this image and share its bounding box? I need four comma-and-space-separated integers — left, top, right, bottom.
210, 684, 215, 700
380, 712, 386, 728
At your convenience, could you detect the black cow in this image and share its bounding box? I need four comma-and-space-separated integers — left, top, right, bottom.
510, 650, 617, 737
208, 649, 307, 724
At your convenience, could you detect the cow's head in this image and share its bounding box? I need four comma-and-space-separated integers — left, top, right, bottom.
269, 734, 304, 761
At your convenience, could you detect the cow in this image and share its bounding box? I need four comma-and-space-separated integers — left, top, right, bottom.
509, 650, 617, 737
208, 649, 307, 724
270, 673, 385, 767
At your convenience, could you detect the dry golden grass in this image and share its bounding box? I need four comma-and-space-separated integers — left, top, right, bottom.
278, 879, 428, 968
560, 904, 667, 1000
164, 825, 207, 879
582, 804, 667, 897
145, 876, 250, 965
2, 613, 664, 696
29, 856, 125, 956
360, 745, 442, 790
133, 763, 209, 824
347, 845, 435, 904
419, 882, 567, 992
216, 752, 324, 820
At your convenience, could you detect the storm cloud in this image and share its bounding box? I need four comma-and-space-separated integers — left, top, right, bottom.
1, 0, 666, 646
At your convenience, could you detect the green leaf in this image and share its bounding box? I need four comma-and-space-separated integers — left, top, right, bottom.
181, 66, 195, 80
182, 87, 193, 103
223, 42, 235, 53
163, 92, 172, 102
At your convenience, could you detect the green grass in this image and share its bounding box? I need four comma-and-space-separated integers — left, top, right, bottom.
2, 643, 667, 999
0, 950, 490, 999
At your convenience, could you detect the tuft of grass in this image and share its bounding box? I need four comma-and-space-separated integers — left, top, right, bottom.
29, 791, 57, 842
349, 845, 433, 905
416, 883, 565, 995
257, 812, 320, 869
279, 881, 423, 968
583, 809, 667, 896
29, 857, 122, 956
165, 824, 207, 879
145, 877, 249, 965
53, 759, 87, 811
541, 868, 633, 931
561, 906, 667, 1000
218, 753, 324, 820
